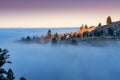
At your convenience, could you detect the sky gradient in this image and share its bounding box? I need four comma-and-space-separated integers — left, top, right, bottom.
0, 0, 120, 28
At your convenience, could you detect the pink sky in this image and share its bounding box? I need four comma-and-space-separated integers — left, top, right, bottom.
0, 0, 120, 28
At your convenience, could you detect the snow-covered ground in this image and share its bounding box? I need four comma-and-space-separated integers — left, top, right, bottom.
0, 28, 120, 80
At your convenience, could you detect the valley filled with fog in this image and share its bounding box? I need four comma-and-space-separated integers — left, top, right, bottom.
0, 28, 120, 80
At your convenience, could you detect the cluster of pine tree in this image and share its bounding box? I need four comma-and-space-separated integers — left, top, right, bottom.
0, 48, 26, 80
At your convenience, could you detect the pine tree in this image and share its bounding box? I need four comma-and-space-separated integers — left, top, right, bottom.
98, 23, 102, 27
76, 34, 81, 38
0, 48, 12, 80
20, 77, 26, 80
26, 36, 31, 41
94, 31, 101, 36
54, 33, 58, 38
7, 68, 15, 80
106, 16, 112, 25
0, 48, 26, 80
108, 28, 114, 36
51, 38, 57, 45
85, 25, 88, 29
71, 39, 77, 45
83, 32, 89, 37
80, 24, 84, 30
47, 29, 52, 38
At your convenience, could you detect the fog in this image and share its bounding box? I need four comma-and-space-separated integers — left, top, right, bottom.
0, 28, 120, 80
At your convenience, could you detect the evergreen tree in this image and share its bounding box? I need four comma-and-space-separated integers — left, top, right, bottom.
51, 38, 57, 45
0, 48, 13, 80
73, 33, 76, 38
106, 16, 112, 25
85, 25, 88, 29
0, 48, 26, 80
76, 34, 81, 38
83, 32, 89, 37
108, 28, 114, 36
100, 30, 104, 36
47, 29, 52, 38
80, 24, 84, 30
98, 23, 102, 27
20, 77, 26, 80
26, 36, 31, 41
94, 31, 101, 36
71, 39, 77, 45
7, 68, 15, 80
54, 33, 58, 38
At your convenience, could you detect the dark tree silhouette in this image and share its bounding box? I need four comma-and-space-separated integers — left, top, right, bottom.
106, 16, 112, 25
26, 36, 31, 41
83, 32, 89, 37
98, 23, 102, 27
73, 33, 76, 38
0, 48, 26, 80
85, 25, 88, 29
108, 28, 114, 36
51, 38, 57, 45
80, 24, 84, 30
71, 39, 77, 45
0, 48, 13, 80
7, 68, 15, 80
47, 29, 52, 38
54, 33, 58, 38
76, 34, 81, 38
100, 30, 104, 36
94, 31, 101, 36
20, 77, 26, 80
60, 36, 66, 41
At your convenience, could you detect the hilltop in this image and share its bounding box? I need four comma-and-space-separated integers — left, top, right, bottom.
90, 21, 120, 36
78, 17, 120, 38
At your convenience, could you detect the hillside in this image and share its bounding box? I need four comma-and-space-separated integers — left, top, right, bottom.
75, 17, 120, 37
89, 21, 120, 37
